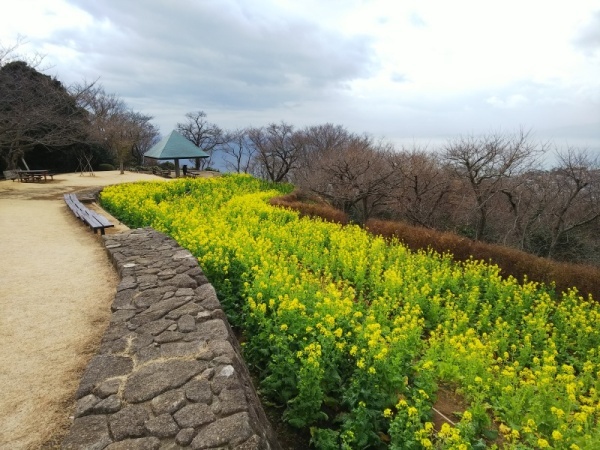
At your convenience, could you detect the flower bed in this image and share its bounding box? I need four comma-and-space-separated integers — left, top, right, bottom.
101, 174, 600, 449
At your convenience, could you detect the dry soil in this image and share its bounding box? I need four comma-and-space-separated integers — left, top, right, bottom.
0, 171, 171, 449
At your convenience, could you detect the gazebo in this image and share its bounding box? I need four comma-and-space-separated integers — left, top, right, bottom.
144, 130, 209, 178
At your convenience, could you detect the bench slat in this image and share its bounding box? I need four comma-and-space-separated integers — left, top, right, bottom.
64, 194, 114, 235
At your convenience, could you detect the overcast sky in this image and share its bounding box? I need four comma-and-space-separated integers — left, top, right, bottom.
2, 0, 599, 153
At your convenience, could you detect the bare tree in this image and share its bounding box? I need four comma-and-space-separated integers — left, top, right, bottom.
177, 111, 223, 170
0, 60, 86, 170
72, 82, 157, 173
299, 136, 399, 225
493, 169, 549, 249
541, 147, 600, 258
388, 147, 452, 228
221, 128, 255, 173
0, 36, 45, 69
443, 128, 543, 240
247, 122, 304, 182
131, 122, 160, 166
293, 124, 354, 183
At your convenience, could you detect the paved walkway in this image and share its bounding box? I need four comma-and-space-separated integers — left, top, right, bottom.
0, 171, 166, 449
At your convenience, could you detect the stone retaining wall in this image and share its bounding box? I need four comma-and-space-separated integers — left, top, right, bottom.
62, 227, 280, 450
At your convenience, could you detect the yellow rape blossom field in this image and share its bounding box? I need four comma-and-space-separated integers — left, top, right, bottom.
101, 174, 600, 450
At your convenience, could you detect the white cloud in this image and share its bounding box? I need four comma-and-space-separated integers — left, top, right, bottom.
486, 94, 529, 109
0, 0, 598, 151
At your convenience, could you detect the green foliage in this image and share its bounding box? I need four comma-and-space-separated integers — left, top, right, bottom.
100, 174, 600, 449
159, 161, 175, 170
98, 163, 115, 171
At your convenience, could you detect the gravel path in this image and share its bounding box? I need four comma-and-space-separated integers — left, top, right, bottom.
0, 171, 169, 449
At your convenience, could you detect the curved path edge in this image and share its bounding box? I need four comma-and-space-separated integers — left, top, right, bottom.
61, 227, 280, 450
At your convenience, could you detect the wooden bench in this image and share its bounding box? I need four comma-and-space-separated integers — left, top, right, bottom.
64, 194, 114, 235
186, 169, 202, 178
17, 170, 54, 182
152, 166, 171, 177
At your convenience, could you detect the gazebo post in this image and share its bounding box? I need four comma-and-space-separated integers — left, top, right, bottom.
174, 159, 181, 178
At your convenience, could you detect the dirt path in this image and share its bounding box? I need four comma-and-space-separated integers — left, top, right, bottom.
0, 171, 171, 449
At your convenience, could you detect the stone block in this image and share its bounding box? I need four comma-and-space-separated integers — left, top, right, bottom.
134, 296, 192, 323
195, 284, 220, 309
196, 319, 229, 341
150, 389, 187, 415
105, 437, 160, 450
233, 434, 263, 450
159, 340, 209, 359
93, 394, 122, 414
74, 394, 100, 418
144, 413, 180, 437
166, 302, 202, 320
168, 273, 198, 289
175, 428, 196, 446
178, 314, 197, 332
136, 318, 176, 336
132, 288, 164, 309
62, 415, 112, 450
190, 412, 253, 449
94, 378, 121, 398
185, 378, 212, 404
108, 405, 149, 440
217, 389, 248, 415
154, 330, 184, 344
123, 360, 205, 403
76, 355, 133, 399
175, 288, 195, 297
173, 403, 215, 429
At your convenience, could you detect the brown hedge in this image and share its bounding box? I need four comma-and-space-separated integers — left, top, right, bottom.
271, 193, 600, 300
365, 219, 600, 300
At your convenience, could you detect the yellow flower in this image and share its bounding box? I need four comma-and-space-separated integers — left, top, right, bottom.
422, 360, 433, 370
499, 424, 511, 435
552, 430, 563, 441
537, 438, 550, 448
420, 438, 433, 448
383, 408, 392, 418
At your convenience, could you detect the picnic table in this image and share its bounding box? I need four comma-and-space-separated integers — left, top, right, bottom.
186, 169, 203, 178
17, 170, 54, 182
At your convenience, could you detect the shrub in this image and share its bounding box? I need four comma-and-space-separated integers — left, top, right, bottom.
159, 161, 175, 170
270, 191, 349, 225
98, 163, 115, 171
365, 218, 600, 300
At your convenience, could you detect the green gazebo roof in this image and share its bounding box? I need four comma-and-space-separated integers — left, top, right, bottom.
144, 130, 209, 160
